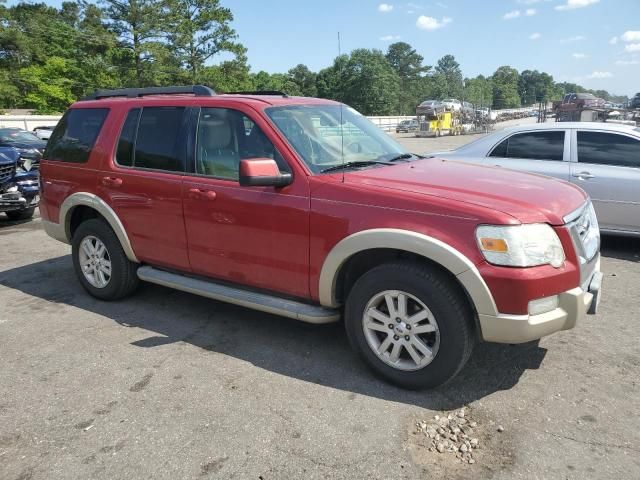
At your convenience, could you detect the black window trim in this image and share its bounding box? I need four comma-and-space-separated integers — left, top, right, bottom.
487, 129, 566, 161
112, 105, 190, 174
188, 106, 293, 183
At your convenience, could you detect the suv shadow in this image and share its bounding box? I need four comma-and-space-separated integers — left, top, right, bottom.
0, 255, 547, 410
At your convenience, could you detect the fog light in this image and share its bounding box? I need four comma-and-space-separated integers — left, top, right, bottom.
528, 296, 559, 316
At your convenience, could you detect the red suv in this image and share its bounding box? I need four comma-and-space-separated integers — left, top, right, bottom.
40, 86, 602, 389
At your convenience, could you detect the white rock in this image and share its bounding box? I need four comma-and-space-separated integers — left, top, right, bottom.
497, 425, 504, 432
457, 409, 465, 418
460, 444, 469, 453
436, 443, 445, 453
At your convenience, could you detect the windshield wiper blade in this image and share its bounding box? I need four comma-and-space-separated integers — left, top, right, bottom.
387, 153, 414, 162
320, 160, 392, 174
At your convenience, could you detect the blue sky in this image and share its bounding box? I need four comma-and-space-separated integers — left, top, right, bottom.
13, 0, 640, 96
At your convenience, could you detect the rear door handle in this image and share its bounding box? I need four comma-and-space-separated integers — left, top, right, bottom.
101, 176, 123, 187
188, 187, 217, 200
572, 172, 595, 180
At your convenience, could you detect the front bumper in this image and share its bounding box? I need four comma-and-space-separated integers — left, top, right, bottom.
0, 172, 39, 213
478, 259, 602, 344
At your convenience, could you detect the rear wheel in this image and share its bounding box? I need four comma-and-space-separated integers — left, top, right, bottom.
6, 207, 35, 221
72, 218, 139, 300
345, 261, 475, 389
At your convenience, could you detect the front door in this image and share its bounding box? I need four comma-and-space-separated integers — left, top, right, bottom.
182, 106, 310, 299
571, 129, 640, 234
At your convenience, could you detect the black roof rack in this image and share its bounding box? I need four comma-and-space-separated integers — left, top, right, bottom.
224, 90, 289, 98
82, 85, 216, 101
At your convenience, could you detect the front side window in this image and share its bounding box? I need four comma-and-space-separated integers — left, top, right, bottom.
577, 131, 640, 168
489, 131, 564, 161
133, 107, 186, 172
45, 108, 109, 163
196, 108, 289, 180
265, 104, 405, 173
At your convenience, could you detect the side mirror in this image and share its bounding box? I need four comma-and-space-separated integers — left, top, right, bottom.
239, 158, 292, 188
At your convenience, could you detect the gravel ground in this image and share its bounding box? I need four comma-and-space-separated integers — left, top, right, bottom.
1, 124, 639, 479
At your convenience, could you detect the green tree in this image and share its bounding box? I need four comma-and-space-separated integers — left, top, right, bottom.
18, 57, 76, 113
518, 70, 555, 104
101, 0, 162, 86
434, 54, 463, 99
163, 0, 243, 83
491, 66, 520, 108
464, 75, 492, 108
385, 42, 430, 114
287, 64, 317, 97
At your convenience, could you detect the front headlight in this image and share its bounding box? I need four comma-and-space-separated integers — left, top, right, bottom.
476, 224, 565, 268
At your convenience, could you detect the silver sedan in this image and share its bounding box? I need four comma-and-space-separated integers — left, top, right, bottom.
430, 122, 640, 237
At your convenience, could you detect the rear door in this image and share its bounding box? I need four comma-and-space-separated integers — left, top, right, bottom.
486, 129, 571, 180
570, 129, 640, 234
96, 105, 191, 271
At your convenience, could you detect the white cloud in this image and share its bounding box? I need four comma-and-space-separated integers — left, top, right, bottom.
529, 32, 541, 40
609, 36, 618, 45
561, 35, 586, 43
416, 16, 452, 30
380, 35, 401, 41
555, 0, 599, 11
587, 71, 613, 79
503, 10, 521, 20
621, 31, 640, 42
378, 3, 394, 12
525, 8, 537, 16
572, 53, 587, 58
615, 59, 639, 65
406, 2, 424, 9
625, 43, 640, 52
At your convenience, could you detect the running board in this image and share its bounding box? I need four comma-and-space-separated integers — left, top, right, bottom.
137, 266, 340, 324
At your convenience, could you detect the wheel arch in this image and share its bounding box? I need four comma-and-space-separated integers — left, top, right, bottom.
318, 229, 498, 317
60, 192, 139, 263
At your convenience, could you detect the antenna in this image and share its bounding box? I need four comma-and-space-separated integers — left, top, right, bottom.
338, 31, 345, 183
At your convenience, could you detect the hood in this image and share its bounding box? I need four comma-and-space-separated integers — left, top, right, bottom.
345, 158, 587, 225
0, 147, 19, 166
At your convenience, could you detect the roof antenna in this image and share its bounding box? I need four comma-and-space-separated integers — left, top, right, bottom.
338, 31, 345, 183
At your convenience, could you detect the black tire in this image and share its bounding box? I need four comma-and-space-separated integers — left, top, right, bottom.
6, 206, 35, 221
345, 261, 475, 390
72, 218, 139, 300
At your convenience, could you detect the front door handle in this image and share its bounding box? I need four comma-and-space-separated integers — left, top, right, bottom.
188, 188, 217, 200
101, 176, 123, 187
572, 172, 595, 180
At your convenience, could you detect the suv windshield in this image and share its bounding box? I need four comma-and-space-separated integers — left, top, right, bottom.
265, 104, 406, 173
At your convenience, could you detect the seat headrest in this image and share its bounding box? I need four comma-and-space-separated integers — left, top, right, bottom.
201, 118, 232, 150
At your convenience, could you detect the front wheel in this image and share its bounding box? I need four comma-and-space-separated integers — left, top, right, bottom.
345, 261, 475, 389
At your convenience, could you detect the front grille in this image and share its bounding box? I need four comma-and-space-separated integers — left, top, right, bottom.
565, 202, 600, 290
0, 164, 14, 184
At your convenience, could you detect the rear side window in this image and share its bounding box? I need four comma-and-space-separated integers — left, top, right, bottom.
489, 131, 564, 161
134, 107, 186, 172
45, 108, 109, 163
577, 131, 640, 168
115, 108, 140, 167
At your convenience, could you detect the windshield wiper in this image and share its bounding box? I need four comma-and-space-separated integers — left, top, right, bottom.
387, 153, 414, 162
320, 160, 393, 174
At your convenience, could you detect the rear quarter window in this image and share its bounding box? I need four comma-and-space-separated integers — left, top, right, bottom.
45, 108, 109, 163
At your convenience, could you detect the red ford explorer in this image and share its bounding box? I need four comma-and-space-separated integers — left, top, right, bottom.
40, 86, 602, 389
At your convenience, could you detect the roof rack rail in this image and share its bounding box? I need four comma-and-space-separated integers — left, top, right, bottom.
82, 85, 216, 100
225, 90, 289, 97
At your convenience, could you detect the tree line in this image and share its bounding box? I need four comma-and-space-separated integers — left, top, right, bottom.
0, 1, 628, 114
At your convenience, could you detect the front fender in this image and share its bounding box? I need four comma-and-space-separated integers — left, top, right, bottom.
317, 228, 498, 317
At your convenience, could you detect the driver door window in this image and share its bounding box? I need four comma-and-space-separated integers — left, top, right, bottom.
196, 108, 288, 180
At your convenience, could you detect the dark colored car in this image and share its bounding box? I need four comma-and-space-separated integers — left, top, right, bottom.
0, 128, 46, 160
630, 93, 640, 109
417, 100, 445, 115
396, 119, 419, 133
0, 146, 40, 220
